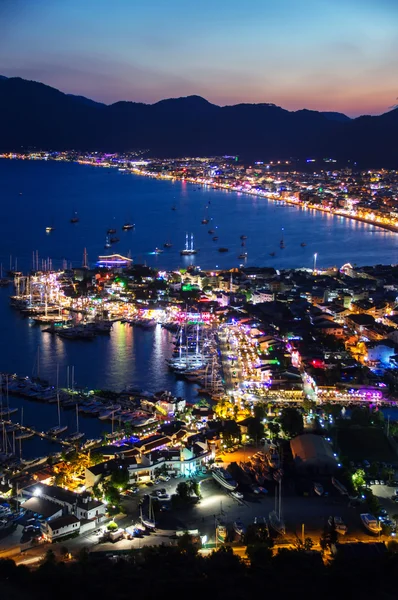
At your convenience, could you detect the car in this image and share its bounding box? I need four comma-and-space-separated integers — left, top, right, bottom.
380, 508, 388, 517
146, 481, 154, 487
258, 486, 268, 495
154, 479, 161, 485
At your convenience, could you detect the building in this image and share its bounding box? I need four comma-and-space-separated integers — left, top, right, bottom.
42, 515, 81, 542
290, 434, 337, 474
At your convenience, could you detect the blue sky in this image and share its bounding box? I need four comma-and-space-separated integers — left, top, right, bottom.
1, 0, 397, 115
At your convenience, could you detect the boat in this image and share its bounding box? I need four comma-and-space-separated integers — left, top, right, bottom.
269, 510, 286, 535
238, 252, 247, 259
180, 233, 197, 255
107, 228, 117, 234
328, 516, 347, 535
211, 467, 237, 491
269, 480, 285, 535
140, 500, 156, 529
331, 477, 348, 496
240, 235, 247, 240
104, 236, 111, 249
212, 236, 218, 241
314, 482, 324, 496
45, 226, 54, 234
46, 378, 67, 437
300, 242, 306, 247
171, 205, 177, 211
216, 518, 227, 543
15, 431, 35, 440
218, 247, 229, 253
208, 229, 215, 234
233, 519, 246, 536
154, 248, 163, 254
70, 212, 79, 224
164, 241, 172, 248
266, 445, 280, 469
110, 237, 119, 244
201, 218, 209, 224
66, 405, 84, 443
280, 227, 285, 249
360, 513, 381, 534
269, 252, 275, 257
122, 223, 135, 230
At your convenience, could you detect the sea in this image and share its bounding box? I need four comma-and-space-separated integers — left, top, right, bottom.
1, 158, 398, 458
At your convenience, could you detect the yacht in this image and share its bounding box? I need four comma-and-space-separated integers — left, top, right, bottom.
314, 482, 324, 496
208, 229, 215, 234
216, 518, 227, 543
110, 236, 119, 244
70, 212, 79, 224
267, 445, 280, 469
211, 467, 237, 491
47, 425, 68, 437
122, 223, 135, 230
300, 242, 306, 247
154, 248, 163, 254
164, 241, 172, 248
328, 516, 347, 535
269, 510, 286, 535
107, 228, 117, 234
212, 236, 219, 241
360, 513, 381, 534
240, 235, 247, 240
233, 519, 246, 536
45, 226, 54, 233
218, 247, 228, 253
180, 233, 197, 255
331, 477, 348, 496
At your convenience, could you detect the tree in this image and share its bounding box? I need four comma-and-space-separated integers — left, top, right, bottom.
111, 466, 129, 490
350, 407, 370, 426
279, 408, 304, 438
176, 481, 190, 501
302, 398, 316, 414
319, 521, 338, 553
268, 421, 280, 439
352, 469, 366, 492
253, 403, 266, 421
44, 549, 56, 565
246, 543, 273, 569
104, 484, 121, 507
247, 418, 264, 441
387, 540, 398, 554
107, 520, 118, 531
176, 533, 199, 555
188, 479, 201, 498
294, 536, 314, 551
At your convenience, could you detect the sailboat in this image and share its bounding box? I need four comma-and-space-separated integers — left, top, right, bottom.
70, 211, 79, 224
140, 498, 156, 529
269, 480, 286, 535
122, 221, 135, 230
104, 235, 111, 249
66, 404, 84, 442
46, 368, 68, 436
280, 228, 285, 249
180, 232, 197, 255
0, 265, 9, 287
15, 408, 34, 440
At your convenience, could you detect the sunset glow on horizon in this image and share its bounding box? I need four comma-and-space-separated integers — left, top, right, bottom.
1, 0, 397, 117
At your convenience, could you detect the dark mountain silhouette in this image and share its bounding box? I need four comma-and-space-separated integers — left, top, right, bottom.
0, 76, 397, 167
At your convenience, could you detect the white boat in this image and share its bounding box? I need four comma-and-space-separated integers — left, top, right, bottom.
233, 519, 246, 536
269, 510, 286, 535
66, 404, 84, 443
180, 232, 197, 255
231, 490, 244, 500
46, 379, 68, 437
328, 516, 347, 535
267, 444, 280, 469
47, 425, 68, 437
211, 467, 237, 491
360, 513, 381, 534
314, 482, 324, 496
332, 477, 348, 495
15, 430, 35, 440
216, 518, 227, 543
140, 500, 156, 529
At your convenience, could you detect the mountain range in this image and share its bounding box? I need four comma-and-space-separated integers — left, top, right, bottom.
0, 76, 397, 167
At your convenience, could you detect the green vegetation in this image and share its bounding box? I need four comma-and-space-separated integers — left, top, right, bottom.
336, 427, 395, 462
279, 407, 304, 438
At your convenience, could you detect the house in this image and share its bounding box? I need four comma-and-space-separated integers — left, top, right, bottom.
290, 434, 337, 474
42, 515, 80, 542
20, 496, 63, 522
75, 494, 106, 521
22, 484, 77, 513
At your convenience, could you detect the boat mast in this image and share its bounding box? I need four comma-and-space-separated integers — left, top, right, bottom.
190, 233, 194, 251
185, 232, 189, 251
57, 364, 61, 428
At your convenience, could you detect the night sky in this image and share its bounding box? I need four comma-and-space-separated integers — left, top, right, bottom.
1, 0, 397, 116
